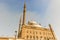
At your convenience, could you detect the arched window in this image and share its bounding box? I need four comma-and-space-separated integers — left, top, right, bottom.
36, 36, 38, 40
33, 36, 35, 40
40, 32, 41, 34
40, 36, 42, 38
44, 37, 46, 40
30, 35, 32, 39
30, 31, 31, 33
27, 35, 29, 39
47, 38, 49, 40
40, 36, 42, 40
27, 30, 28, 33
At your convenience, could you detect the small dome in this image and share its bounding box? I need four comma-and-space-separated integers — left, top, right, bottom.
28, 21, 37, 25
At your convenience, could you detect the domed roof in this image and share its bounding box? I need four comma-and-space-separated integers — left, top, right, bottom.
28, 21, 42, 27
28, 21, 37, 25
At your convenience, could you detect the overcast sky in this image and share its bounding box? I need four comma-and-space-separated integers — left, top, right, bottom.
0, 0, 60, 40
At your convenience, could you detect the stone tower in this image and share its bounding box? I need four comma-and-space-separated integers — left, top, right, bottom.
22, 2, 26, 25
18, 2, 26, 38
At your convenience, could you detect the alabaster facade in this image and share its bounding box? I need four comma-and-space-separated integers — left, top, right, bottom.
19, 25, 55, 40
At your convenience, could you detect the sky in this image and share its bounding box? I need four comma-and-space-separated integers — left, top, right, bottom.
0, 0, 60, 40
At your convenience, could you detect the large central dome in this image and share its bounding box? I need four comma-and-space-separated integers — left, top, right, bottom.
28, 21, 42, 27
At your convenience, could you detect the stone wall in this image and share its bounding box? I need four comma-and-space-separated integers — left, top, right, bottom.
0, 38, 25, 40
9, 38, 25, 40
0, 38, 8, 40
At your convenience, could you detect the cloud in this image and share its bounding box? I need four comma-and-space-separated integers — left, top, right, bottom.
45, 0, 60, 40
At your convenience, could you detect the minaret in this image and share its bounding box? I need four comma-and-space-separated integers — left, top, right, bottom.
49, 24, 56, 40
22, 2, 26, 25
19, 16, 22, 32
18, 16, 22, 38
18, 1, 26, 38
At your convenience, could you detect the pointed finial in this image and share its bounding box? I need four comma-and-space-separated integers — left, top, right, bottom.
24, 0, 26, 9
49, 24, 51, 27
22, 0, 26, 25
49, 24, 52, 30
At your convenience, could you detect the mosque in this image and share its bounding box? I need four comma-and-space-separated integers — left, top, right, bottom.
0, 1, 57, 40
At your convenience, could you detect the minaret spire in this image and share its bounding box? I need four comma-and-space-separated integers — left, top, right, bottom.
22, 1, 26, 25
18, 0, 26, 38
19, 16, 22, 32
18, 16, 22, 38
49, 24, 56, 40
